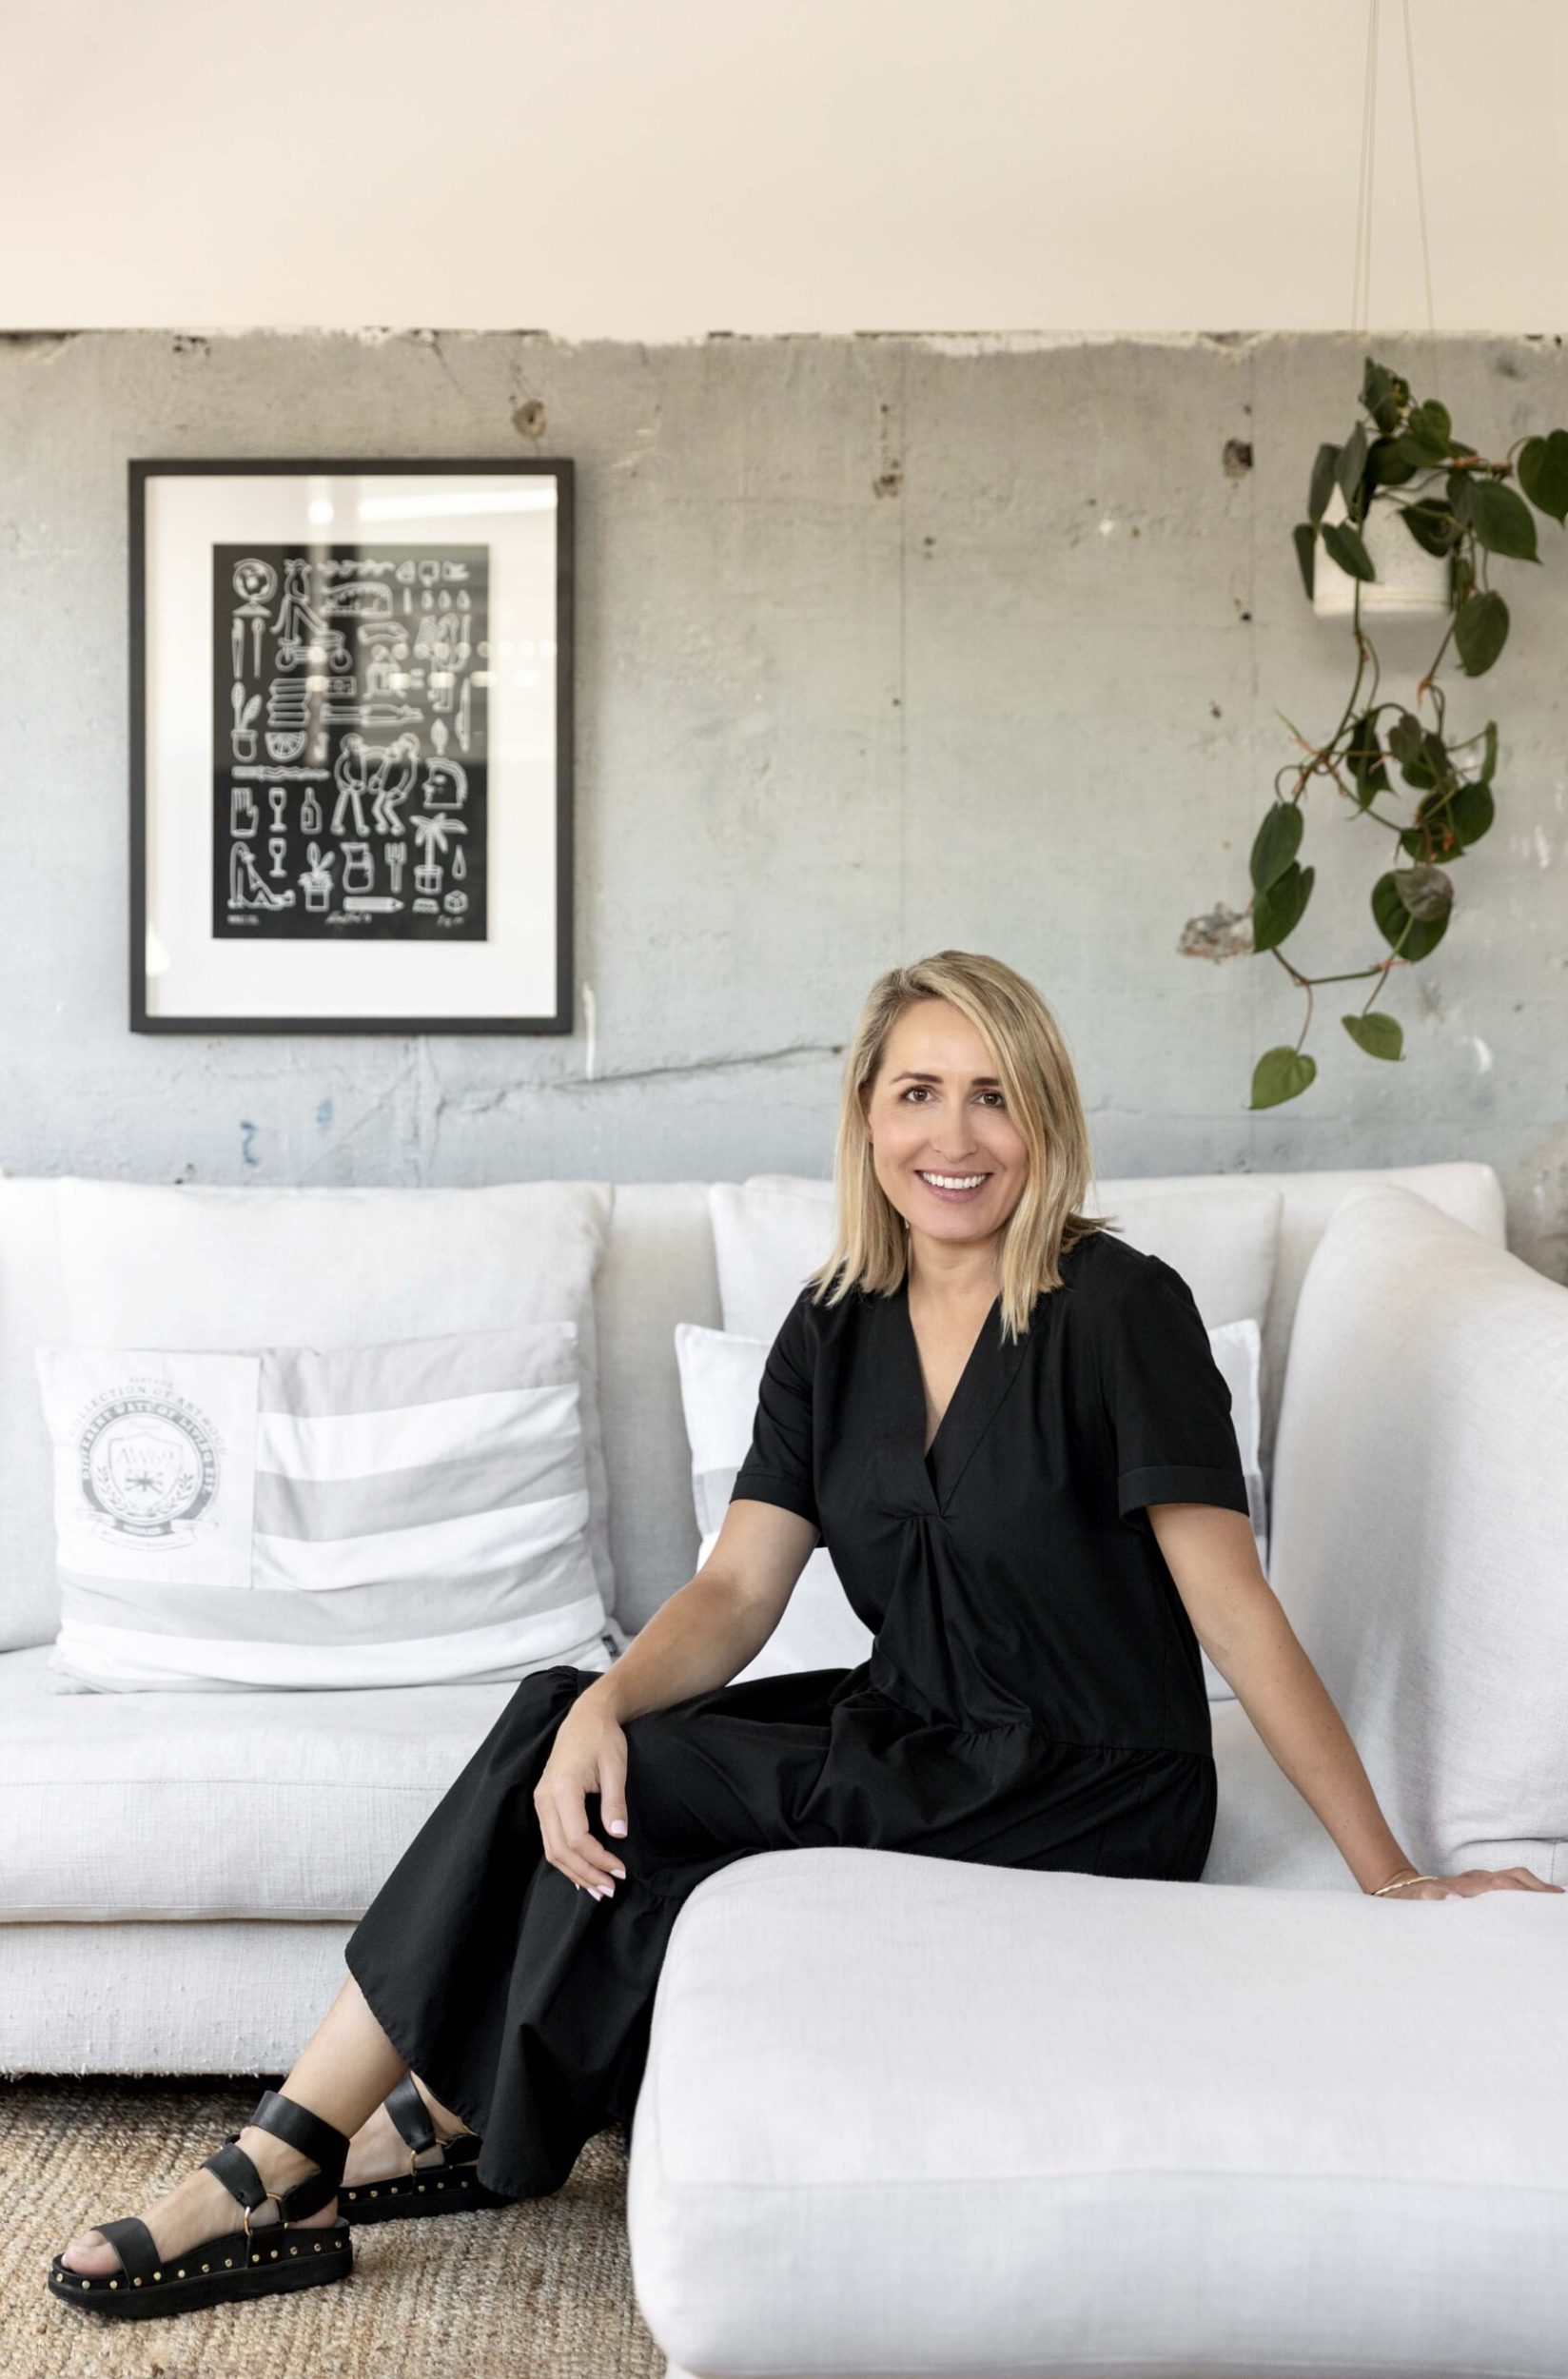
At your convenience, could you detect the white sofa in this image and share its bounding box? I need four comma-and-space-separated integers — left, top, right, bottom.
4, 1160, 1565, 2378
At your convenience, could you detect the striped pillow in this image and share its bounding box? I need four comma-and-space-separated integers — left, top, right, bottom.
34, 1324, 613, 1693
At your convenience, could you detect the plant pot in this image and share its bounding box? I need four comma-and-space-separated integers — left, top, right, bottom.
1311, 483, 1453, 618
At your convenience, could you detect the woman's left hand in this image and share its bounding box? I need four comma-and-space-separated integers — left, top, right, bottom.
1386, 1865, 1563, 1899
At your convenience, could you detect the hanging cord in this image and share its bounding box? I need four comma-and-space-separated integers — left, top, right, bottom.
1401, 0, 1441, 402
1350, 0, 1381, 335
1350, 0, 1441, 397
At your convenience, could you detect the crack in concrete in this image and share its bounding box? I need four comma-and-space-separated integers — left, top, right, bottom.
450, 1041, 845, 1101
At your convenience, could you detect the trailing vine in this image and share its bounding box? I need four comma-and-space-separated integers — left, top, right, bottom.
1247, 353, 1568, 1110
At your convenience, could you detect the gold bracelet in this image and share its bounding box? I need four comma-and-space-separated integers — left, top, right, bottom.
1371, 1869, 1441, 1896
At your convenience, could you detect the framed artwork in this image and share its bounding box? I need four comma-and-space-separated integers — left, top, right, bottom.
128, 457, 573, 1032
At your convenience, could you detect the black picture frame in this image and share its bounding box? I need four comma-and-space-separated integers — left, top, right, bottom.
128, 457, 574, 1034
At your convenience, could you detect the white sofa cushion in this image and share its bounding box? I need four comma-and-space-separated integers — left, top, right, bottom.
35, 1324, 608, 1693
0, 1177, 71, 1652
0, 1642, 530, 1919
1269, 1181, 1568, 1878
709, 1172, 1284, 1345
629, 1845, 1568, 2379
49, 1175, 619, 1623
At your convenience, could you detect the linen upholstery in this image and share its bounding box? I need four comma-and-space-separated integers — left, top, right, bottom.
1266, 1181, 1568, 1879
0, 1177, 69, 1651
0, 1643, 519, 1920
0, 1918, 356, 2075
590, 1178, 719, 1631
630, 1846, 1568, 2379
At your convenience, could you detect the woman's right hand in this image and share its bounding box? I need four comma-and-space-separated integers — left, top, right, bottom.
534, 1689, 631, 1897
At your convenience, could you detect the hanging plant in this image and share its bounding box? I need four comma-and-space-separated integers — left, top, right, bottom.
1244, 353, 1568, 1111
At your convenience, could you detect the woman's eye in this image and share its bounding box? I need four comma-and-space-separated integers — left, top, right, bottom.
899, 1087, 1005, 1107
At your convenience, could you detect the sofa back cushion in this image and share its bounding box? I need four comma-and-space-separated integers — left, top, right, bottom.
1268, 1182, 1568, 1875
35, 1324, 610, 1692
710, 1173, 1284, 1344
0, 1179, 69, 1651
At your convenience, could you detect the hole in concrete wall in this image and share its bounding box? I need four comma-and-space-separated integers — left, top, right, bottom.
1223, 439, 1253, 477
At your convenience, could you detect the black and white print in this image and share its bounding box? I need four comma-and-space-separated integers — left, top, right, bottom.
212, 542, 490, 941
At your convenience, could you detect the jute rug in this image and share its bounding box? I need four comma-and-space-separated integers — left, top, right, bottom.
1, 2075, 668, 2379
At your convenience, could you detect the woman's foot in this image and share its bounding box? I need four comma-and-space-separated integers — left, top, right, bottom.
342, 2074, 476, 2190
60, 2120, 336, 2279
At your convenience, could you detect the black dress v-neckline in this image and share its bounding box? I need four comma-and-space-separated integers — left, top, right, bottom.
874, 1272, 1029, 1517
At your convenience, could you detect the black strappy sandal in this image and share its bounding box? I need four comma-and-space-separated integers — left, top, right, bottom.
339, 2074, 509, 2224
48, 2087, 352, 2322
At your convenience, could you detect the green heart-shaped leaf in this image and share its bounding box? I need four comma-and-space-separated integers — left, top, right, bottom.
1250, 801, 1304, 893
1251, 861, 1315, 954
1467, 477, 1539, 561
1518, 429, 1568, 523
1322, 521, 1375, 581
1342, 1013, 1404, 1060
1454, 588, 1509, 676
1249, 1047, 1317, 1110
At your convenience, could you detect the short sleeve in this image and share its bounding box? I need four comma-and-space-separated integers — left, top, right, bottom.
729, 1291, 819, 1528
1098, 1257, 1250, 1526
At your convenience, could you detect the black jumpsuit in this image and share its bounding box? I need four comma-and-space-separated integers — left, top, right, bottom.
345, 1229, 1251, 2198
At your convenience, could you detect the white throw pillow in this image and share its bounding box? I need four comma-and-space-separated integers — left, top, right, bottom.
50, 1175, 619, 1618
35, 1323, 613, 1693
674, 1322, 874, 1683
676, 1312, 1267, 1702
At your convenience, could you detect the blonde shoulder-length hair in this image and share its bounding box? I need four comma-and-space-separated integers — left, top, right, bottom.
803, 951, 1119, 1343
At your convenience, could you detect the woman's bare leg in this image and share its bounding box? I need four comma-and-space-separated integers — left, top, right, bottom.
62, 1975, 416, 2276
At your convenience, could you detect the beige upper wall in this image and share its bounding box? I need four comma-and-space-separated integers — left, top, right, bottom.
3, 0, 1561, 337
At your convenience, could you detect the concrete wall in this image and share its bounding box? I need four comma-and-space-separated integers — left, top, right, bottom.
2, 328, 1564, 1276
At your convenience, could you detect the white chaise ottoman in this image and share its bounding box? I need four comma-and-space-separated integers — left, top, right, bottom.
626, 1846, 1568, 2379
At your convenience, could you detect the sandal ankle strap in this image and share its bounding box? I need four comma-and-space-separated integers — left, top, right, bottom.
246, 2088, 351, 2188
201, 2087, 351, 2227
382, 2073, 439, 2157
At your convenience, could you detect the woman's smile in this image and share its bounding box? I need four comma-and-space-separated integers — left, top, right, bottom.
913, 1169, 991, 1205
